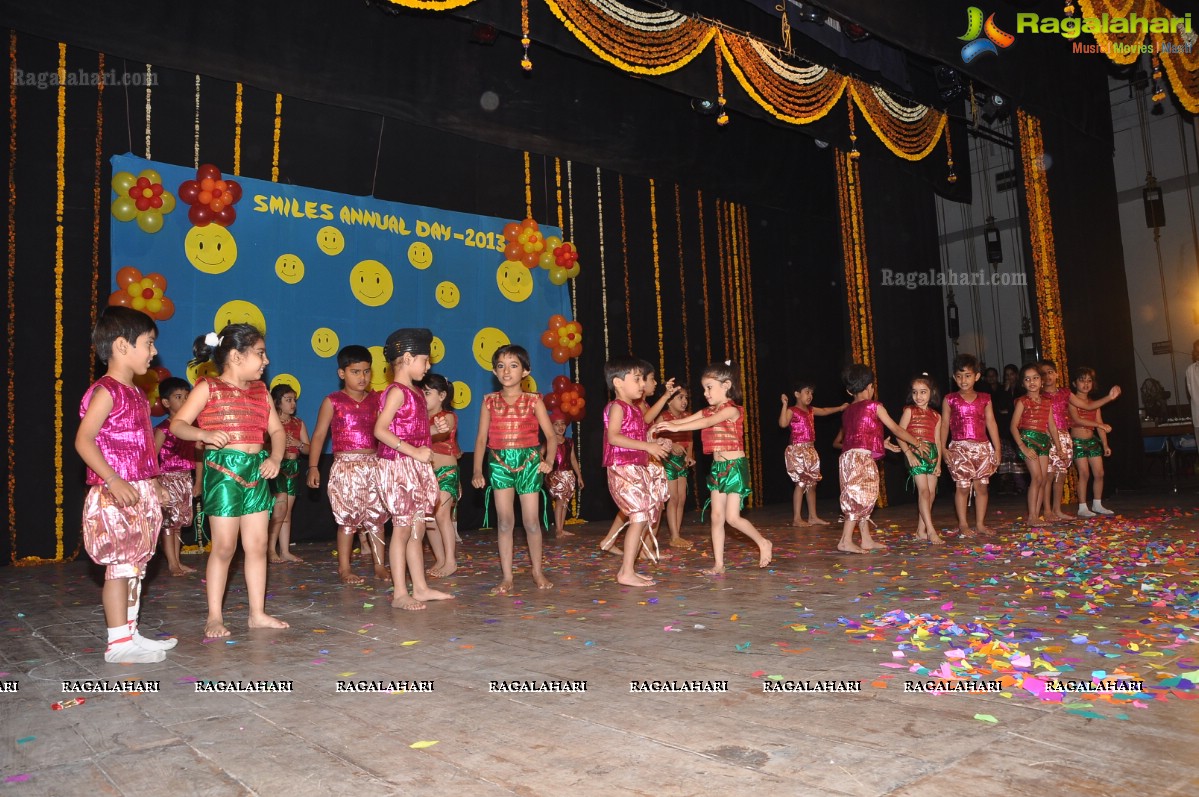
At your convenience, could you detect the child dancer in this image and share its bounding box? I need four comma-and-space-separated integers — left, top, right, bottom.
267, 384, 309, 563
654, 361, 772, 574
423, 372, 461, 577
471, 344, 557, 594
658, 388, 696, 549
545, 411, 584, 539
171, 323, 289, 638
603, 356, 673, 585
154, 376, 199, 576
894, 374, 943, 544
1069, 366, 1115, 517
374, 329, 454, 609
939, 354, 1002, 536
76, 307, 177, 663
779, 383, 846, 527
1040, 359, 1120, 520
307, 346, 389, 584
1010, 363, 1067, 526
835, 364, 928, 553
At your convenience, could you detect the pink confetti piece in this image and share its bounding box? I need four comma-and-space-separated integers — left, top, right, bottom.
941, 602, 954, 611
5, 774, 31, 784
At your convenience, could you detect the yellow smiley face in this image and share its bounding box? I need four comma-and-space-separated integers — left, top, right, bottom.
367, 345, 394, 392
496, 261, 533, 303
408, 241, 433, 270
430, 336, 445, 364
184, 225, 238, 274
275, 253, 305, 284
435, 281, 460, 309
311, 327, 339, 358
186, 360, 219, 385
349, 259, 394, 307
451, 381, 472, 410
317, 226, 345, 256
213, 300, 267, 335
521, 375, 537, 393
270, 373, 301, 399
472, 327, 510, 370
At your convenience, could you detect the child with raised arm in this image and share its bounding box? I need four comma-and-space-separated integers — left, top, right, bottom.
654, 361, 772, 575
1040, 359, 1120, 520
1069, 366, 1115, 517
76, 307, 177, 663
1011, 363, 1067, 526
939, 354, 1002, 536
836, 363, 929, 553
545, 411, 584, 539
603, 356, 673, 586
423, 372, 461, 577
307, 345, 389, 584
658, 388, 695, 549
154, 376, 199, 576
374, 329, 454, 610
471, 344, 557, 594
171, 323, 289, 638
267, 384, 309, 563
894, 374, 943, 544
779, 382, 846, 527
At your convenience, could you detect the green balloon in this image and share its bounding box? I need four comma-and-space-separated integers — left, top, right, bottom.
138, 168, 162, 186
549, 267, 568, 286
159, 192, 176, 214
136, 210, 163, 233
111, 196, 138, 222
111, 171, 136, 194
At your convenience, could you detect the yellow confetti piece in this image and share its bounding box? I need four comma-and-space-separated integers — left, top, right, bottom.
402, 640, 420, 646
409, 740, 439, 749
730, 614, 739, 621
313, 629, 327, 634
339, 672, 356, 677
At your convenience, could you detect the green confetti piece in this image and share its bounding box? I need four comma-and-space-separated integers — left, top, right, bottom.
973, 714, 998, 724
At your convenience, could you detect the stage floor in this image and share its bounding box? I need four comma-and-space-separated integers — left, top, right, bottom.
2, 492, 1198, 796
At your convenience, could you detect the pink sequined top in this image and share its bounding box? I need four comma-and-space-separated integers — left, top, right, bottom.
281, 416, 303, 456
156, 419, 196, 473
80, 376, 159, 485
906, 406, 940, 443
788, 406, 815, 444
1046, 388, 1071, 430
328, 390, 380, 452
378, 383, 430, 461
842, 400, 884, 460
604, 399, 648, 467
701, 402, 744, 454
552, 437, 574, 471
945, 392, 991, 441
430, 410, 461, 457
196, 377, 270, 445
1017, 395, 1051, 433
485, 392, 541, 450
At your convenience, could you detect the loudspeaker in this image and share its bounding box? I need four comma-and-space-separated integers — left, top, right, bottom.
1143, 185, 1166, 228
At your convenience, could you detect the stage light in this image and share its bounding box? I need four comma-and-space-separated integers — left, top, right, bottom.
984, 217, 1003, 264
691, 97, 718, 115
935, 66, 965, 103
980, 93, 1009, 123
1143, 179, 1166, 228
946, 292, 960, 340
842, 22, 870, 42
797, 4, 828, 24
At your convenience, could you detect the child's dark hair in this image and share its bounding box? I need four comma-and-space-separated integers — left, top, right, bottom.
952, 353, 979, 373
702, 361, 743, 403
841, 363, 874, 395
92, 306, 158, 364
639, 359, 656, 379
492, 344, 530, 371
422, 372, 454, 405
604, 355, 643, 388
270, 383, 297, 411
337, 345, 371, 370
1071, 366, 1096, 397
1020, 362, 1043, 383
158, 376, 191, 401
1038, 358, 1057, 371
909, 373, 941, 407
794, 379, 816, 394
190, 323, 264, 372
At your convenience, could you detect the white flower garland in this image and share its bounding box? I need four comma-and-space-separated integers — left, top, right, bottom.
593, 0, 688, 32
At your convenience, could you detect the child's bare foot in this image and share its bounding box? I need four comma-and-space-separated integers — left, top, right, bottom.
493, 579, 514, 595
915, 530, 928, 540
700, 565, 726, 576
791, 518, 809, 527
248, 614, 289, 630
808, 517, 830, 526
412, 587, 454, 601
373, 565, 391, 580
976, 524, 994, 536
426, 562, 447, 578
757, 540, 773, 568
204, 619, 231, 638
391, 594, 427, 610
556, 528, 576, 538
928, 533, 945, 545
956, 526, 976, 537
280, 554, 304, 563
836, 541, 866, 554
599, 535, 621, 554
339, 569, 365, 585
861, 540, 887, 550
169, 565, 195, 576
268, 555, 283, 564
668, 536, 692, 549
435, 564, 457, 578
532, 572, 554, 590
617, 571, 654, 586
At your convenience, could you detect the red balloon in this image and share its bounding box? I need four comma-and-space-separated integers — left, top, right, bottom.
115, 266, 141, 288
224, 181, 242, 204
540, 330, 556, 348
215, 206, 237, 226
153, 366, 171, 381
178, 180, 200, 203
551, 348, 570, 364
157, 296, 175, 320
552, 375, 571, 393
520, 251, 539, 269
503, 222, 521, 242
505, 242, 522, 262
548, 314, 566, 331
544, 393, 560, 410
198, 163, 221, 181
108, 289, 132, 307
189, 205, 213, 226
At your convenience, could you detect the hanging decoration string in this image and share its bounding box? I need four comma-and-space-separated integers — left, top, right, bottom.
715, 199, 731, 356
521, 0, 533, 71
618, 174, 633, 352
91, 54, 105, 357
696, 190, 712, 364
524, 151, 533, 218
233, 83, 243, 176
53, 42, 68, 558
144, 63, 152, 159
649, 178, 664, 375
271, 93, 283, 182
193, 75, 201, 169
596, 167, 610, 360
7, 32, 19, 563
738, 204, 764, 500
565, 159, 584, 523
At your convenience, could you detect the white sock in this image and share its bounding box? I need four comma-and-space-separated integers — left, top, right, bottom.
127, 601, 178, 651
1078, 504, 1087, 512
107, 625, 132, 647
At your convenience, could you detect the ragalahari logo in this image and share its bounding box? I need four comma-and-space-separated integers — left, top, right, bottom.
959, 7, 1016, 63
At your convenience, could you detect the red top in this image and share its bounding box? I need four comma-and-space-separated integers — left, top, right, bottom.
430, 410, 460, 457
700, 402, 744, 454
281, 416, 303, 456
1073, 405, 1098, 427
553, 436, 575, 471
657, 409, 693, 446
485, 392, 541, 449
1017, 394, 1051, 433
378, 383, 430, 460
196, 377, 271, 446
906, 406, 940, 442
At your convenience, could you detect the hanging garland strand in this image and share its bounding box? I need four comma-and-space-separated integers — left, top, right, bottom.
193, 74, 201, 169
696, 190, 712, 364
91, 54, 105, 362
565, 159, 585, 523
596, 167, 610, 360
271, 93, 283, 182
7, 32, 18, 562
675, 183, 700, 508
523, 151, 533, 218
52, 42, 67, 558
715, 200, 731, 356
739, 204, 763, 501
649, 178, 664, 375
144, 63, 152, 159
618, 174, 633, 352
233, 83, 243, 176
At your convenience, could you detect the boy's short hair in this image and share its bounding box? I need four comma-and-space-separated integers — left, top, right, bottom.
952, 353, 979, 373
337, 345, 372, 370
639, 359, 656, 378
794, 379, 816, 394
492, 344, 530, 371
841, 363, 874, 394
605, 355, 643, 388
1038, 358, 1057, 371
92, 307, 158, 365
158, 376, 191, 401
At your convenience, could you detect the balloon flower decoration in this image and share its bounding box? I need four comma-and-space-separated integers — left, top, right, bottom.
502, 217, 546, 269
178, 163, 242, 227
538, 235, 581, 286
540, 314, 583, 364
111, 169, 176, 233
545, 375, 586, 422
108, 266, 175, 320
133, 366, 173, 416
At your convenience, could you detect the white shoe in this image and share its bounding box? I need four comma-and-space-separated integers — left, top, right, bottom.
1092, 504, 1114, 516
133, 633, 178, 651
1076, 507, 1096, 518
104, 642, 166, 664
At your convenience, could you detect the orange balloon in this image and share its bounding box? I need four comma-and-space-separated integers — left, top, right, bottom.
540, 330, 556, 348
503, 222, 521, 242
115, 266, 141, 288
520, 217, 539, 232
148, 272, 167, 291
158, 296, 175, 320
108, 289, 131, 307
551, 348, 569, 364
548, 314, 566, 331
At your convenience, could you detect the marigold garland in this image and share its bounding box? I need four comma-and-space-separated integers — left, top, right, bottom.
565, 159, 584, 522
849, 80, 946, 161
713, 42, 728, 126
945, 123, 957, 185
271, 93, 283, 182
696, 190, 712, 364
7, 32, 18, 562
91, 54, 105, 361
718, 31, 848, 125
715, 200, 731, 356
544, 0, 717, 75
673, 184, 692, 384
144, 63, 152, 159
521, 0, 533, 71
596, 167, 610, 359
736, 204, 763, 501
193, 74, 201, 169
618, 174, 633, 352
383, 0, 477, 8
649, 178, 664, 375
233, 83, 243, 176
52, 42, 67, 558
523, 151, 533, 219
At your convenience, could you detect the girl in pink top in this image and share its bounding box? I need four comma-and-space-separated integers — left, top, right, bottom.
778, 381, 846, 527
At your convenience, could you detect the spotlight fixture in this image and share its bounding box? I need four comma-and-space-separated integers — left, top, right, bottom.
842, 22, 871, 42
813, 138, 830, 149
1143, 177, 1166, 228
691, 97, 718, 115
935, 66, 965, 104
980, 93, 1009, 123
984, 217, 1003, 264
797, 4, 828, 24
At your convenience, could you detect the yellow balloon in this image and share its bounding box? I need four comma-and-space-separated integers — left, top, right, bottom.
368, 345, 394, 392
275, 253, 305, 284
472, 327, 510, 370
185, 224, 238, 274
451, 381, 472, 410
408, 241, 434, 270
270, 373, 302, 399
521, 375, 537, 393
430, 336, 445, 364
349, 259, 394, 307
316, 225, 345, 256
311, 327, 340, 358
186, 360, 219, 385
213, 300, 267, 336
496, 261, 533, 303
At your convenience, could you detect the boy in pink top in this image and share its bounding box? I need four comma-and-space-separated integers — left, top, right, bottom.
938, 354, 1002, 536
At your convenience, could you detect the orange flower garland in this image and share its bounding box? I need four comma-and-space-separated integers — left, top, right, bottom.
696, 190, 712, 363
271, 93, 283, 182
649, 178, 664, 375
596, 167, 610, 359
233, 83, 243, 176
544, 0, 717, 75
51, 42, 67, 558
618, 174, 632, 351
7, 32, 18, 561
